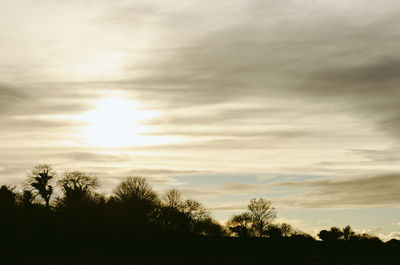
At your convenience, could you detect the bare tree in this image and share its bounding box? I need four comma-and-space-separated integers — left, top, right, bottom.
113, 177, 159, 205
162, 188, 183, 209
58, 171, 99, 206
281, 223, 293, 237
226, 198, 276, 237
248, 198, 276, 237
26, 164, 56, 209
182, 199, 210, 221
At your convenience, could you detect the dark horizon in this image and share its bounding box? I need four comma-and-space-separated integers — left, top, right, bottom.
0, 163, 397, 242
1, 164, 399, 265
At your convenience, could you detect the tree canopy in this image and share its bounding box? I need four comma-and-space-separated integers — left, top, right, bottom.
26, 164, 56, 209
228, 198, 276, 237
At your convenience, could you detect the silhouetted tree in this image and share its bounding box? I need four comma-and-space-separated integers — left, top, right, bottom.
227, 213, 253, 237
0, 185, 18, 245
2, 164, 398, 259
290, 231, 315, 241
318, 226, 343, 242
19, 189, 34, 208
162, 188, 183, 209
351, 233, 382, 243
227, 198, 276, 237
26, 164, 56, 209
248, 198, 276, 237
160, 189, 222, 235
184, 199, 223, 236
0, 185, 16, 209
266, 224, 284, 238
342, 225, 355, 240
330, 226, 343, 240
182, 199, 210, 221
113, 177, 159, 205
193, 217, 226, 237
110, 177, 160, 236
318, 230, 331, 242
281, 223, 293, 237
158, 188, 189, 232
58, 171, 99, 207
386, 238, 400, 245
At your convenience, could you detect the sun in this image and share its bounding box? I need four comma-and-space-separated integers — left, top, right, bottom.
79, 97, 157, 148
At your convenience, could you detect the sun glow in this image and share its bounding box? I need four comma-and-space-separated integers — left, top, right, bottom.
72, 52, 125, 80
79, 97, 158, 148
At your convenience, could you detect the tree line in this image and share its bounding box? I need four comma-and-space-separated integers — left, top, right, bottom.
1, 164, 399, 260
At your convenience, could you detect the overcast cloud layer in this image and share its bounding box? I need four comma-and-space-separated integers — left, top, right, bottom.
1, 0, 400, 238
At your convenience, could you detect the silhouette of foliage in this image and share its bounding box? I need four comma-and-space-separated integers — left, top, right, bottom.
227, 212, 253, 237
248, 198, 276, 237
0, 185, 16, 209
26, 164, 56, 209
228, 198, 276, 237
317, 225, 383, 245
58, 171, 99, 207
318, 226, 343, 242
280, 222, 293, 237
182, 199, 210, 221
162, 188, 183, 209
113, 176, 159, 205
342, 225, 355, 240
0, 164, 399, 264
265, 224, 284, 238
19, 189, 34, 208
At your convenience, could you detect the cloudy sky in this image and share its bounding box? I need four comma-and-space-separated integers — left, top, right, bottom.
1, 0, 400, 239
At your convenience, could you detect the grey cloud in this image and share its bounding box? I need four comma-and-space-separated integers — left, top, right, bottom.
60, 152, 130, 163
0, 83, 95, 123
350, 149, 400, 163
15, 0, 398, 141
273, 174, 400, 208
210, 203, 247, 211
218, 182, 267, 191
177, 182, 284, 200
0, 84, 30, 113
109, 0, 400, 142
144, 128, 332, 139
142, 103, 332, 127
314, 57, 400, 85
128, 168, 205, 177
123, 139, 286, 151
0, 118, 80, 131
0, 165, 30, 184
301, 59, 400, 138
181, 187, 223, 197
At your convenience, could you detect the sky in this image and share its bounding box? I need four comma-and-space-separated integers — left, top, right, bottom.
1, 0, 400, 240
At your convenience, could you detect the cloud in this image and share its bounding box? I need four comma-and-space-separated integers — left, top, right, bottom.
256, 175, 276, 181
365, 229, 400, 242
350, 149, 400, 163
218, 182, 267, 191
0, 84, 30, 113
314, 57, 400, 85
209, 202, 248, 211
273, 174, 400, 208
101, 0, 400, 146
